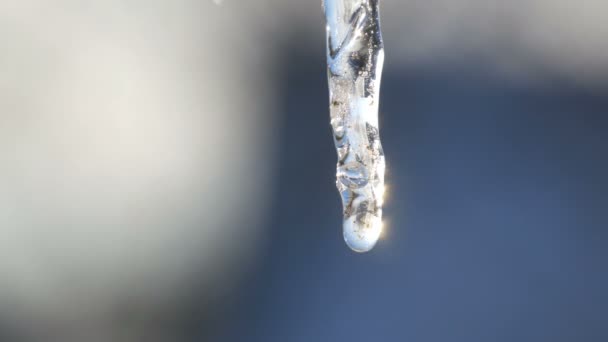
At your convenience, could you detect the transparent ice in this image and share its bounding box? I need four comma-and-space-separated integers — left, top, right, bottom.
324, 0, 385, 252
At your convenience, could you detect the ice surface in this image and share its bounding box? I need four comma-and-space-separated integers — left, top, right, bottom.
324, 0, 385, 252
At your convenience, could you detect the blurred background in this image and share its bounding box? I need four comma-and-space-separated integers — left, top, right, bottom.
1, 1, 607, 341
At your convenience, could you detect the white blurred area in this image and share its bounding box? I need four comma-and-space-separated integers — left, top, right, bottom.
0, 1, 278, 340
1, 0, 608, 340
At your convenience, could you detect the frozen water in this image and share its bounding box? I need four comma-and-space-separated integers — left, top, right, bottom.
324, 0, 385, 252
337, 162, 369, 189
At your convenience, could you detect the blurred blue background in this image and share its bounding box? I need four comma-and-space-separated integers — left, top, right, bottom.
1, 1, 607, 341
222, 38, 608, 342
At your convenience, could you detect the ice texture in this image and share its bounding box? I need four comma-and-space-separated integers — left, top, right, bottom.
324, 0, 385, 252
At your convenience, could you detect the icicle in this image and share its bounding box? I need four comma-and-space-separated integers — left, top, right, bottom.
324, 0, 386, 252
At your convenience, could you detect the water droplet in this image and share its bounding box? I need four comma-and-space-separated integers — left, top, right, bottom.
343, 212, 382, 253
337, 162, 369, 189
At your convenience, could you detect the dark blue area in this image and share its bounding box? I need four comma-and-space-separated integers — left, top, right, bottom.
226, 43, 608, 342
